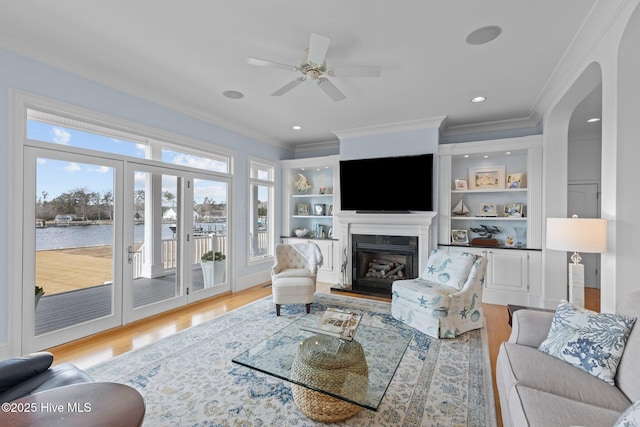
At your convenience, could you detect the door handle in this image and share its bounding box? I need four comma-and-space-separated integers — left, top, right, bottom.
127, 245, 136, 264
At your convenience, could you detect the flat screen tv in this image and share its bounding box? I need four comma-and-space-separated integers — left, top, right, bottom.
339, 153, 433, 212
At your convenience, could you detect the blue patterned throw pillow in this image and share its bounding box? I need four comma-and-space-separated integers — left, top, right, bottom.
538, 301, 636, 385
614, 400, 640, 427
421, 249, 476, 290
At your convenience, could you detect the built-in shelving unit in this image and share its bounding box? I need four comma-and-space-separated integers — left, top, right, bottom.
280, 155, 340, 283
438, 136, 544, 307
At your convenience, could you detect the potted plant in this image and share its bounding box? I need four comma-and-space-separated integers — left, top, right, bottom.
200, 251, 226, 287
35, 285, 45, 309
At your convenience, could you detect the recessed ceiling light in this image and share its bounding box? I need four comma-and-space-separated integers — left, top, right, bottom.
587, 117, 601, 123
506, 152, 511, 155
483, 155, 489, 158
292, 125, 302, 130
223, 90, 244, 99
472, 96, 486, 103
464, 155, 470, 158
466, 25, 502, 45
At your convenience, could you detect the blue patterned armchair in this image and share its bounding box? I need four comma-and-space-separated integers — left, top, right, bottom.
391, 249, 488, 338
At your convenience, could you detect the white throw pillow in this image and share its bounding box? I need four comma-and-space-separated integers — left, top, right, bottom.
538, 301, 636, 385
421, 250, 476, 290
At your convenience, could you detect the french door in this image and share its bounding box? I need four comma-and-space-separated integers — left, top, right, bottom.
23, 147, 124, 351
22, 148, 230, 352
123, 164, 231, 323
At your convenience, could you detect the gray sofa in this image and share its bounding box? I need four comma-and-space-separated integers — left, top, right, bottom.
497, 292, 640, 427
0, 351, 93, 403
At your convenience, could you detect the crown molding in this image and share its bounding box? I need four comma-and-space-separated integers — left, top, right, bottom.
294, 139, 341, 154
441, 112, 542, 136
333, 116, 447, 141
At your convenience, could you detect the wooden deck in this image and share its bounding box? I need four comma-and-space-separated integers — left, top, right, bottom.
36, 272, 205, 335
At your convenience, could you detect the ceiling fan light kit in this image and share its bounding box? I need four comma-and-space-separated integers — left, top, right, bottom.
248, 33, 381, 102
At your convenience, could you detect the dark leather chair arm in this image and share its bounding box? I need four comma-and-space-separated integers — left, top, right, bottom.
0, 352, 53, 393
0, 363, 94, 403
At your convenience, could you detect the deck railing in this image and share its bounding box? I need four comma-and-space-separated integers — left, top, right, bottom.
133, 234, 229, 278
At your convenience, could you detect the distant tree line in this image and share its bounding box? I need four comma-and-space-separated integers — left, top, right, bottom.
37, 188, 113, 221
37, 188, 227, 221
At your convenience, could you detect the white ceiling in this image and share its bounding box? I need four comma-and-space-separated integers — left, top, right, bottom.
0, 0, 602, 149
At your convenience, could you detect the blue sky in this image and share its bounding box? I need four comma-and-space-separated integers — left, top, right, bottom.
29, 121, 230, 204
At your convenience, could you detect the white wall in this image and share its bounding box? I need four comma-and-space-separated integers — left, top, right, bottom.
613, 2, 640, 310
568, 135, 602, 184
339, 127, 440, 161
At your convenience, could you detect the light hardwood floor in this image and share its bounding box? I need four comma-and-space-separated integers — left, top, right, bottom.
45, 283, 600, 427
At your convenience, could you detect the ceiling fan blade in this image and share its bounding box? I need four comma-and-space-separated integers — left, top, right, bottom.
317, 78, 346, 102
247, 57, 298, 71
329, 65, 382, 77
271, 77, 305, 96
307, 33, 330, 66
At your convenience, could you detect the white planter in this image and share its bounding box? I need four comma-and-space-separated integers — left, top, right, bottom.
213, 260, 226, 285
35, 291, 44, 309
201, 261, 215, 288
201, 260, 226, 288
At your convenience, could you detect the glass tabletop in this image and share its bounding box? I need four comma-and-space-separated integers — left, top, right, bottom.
232, 316, 412, 411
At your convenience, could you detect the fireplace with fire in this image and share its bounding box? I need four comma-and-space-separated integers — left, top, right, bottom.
351, 234, 419, 297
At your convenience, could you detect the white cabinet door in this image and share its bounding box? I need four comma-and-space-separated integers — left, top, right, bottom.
485, 249, 529, 293
313, 239, 334, 273
441, 245, 541, 305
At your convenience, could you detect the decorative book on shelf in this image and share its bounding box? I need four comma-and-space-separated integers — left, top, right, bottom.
300, 308, 362, 341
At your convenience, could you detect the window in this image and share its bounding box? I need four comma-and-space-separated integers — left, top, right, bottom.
27, 117, 147, 159
162, 148, 230, 173
248, 159, 275, 262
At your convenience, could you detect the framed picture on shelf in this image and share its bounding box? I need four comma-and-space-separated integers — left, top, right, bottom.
297, 203, 310, 215
451, 229, 469, 245
478, 202, 498, 217
469, 166, 505, 190
506, 173, 524, 189
454, 179, 469, 190
504, 203, 524, 217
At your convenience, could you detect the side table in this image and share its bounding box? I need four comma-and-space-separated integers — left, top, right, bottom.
506, 304, 555, 327
0, 382, 145, 427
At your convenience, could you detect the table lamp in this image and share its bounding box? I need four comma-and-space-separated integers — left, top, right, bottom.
546, 215, 607, 307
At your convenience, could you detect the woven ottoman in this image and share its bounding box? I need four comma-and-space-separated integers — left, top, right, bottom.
291, 334, 369, 422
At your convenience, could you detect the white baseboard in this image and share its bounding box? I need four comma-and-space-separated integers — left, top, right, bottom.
234, 270, 271, 292
482, 290, 545, 308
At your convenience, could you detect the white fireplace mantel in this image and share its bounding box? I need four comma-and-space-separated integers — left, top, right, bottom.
334, 212, 437, 285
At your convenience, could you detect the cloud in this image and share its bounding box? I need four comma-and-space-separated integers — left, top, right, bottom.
64, 162, 81, 172
37, 158, 46, 165
93, 166, 111, 174
52, 127, 71, 145
171, 153, 227, 173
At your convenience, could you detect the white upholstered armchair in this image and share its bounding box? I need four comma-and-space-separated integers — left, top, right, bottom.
270, 243, 322, 316
391, 249, 488, 338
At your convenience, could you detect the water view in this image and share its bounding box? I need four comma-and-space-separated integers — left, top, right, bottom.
36, 222, 226, 251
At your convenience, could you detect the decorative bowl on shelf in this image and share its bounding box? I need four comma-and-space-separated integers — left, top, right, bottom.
294, 228, 309, 237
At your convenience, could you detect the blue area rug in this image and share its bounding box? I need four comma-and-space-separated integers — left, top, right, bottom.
86, 293, 496, 426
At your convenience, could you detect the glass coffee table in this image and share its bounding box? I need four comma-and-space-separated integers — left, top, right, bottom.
232, 315, 412, 422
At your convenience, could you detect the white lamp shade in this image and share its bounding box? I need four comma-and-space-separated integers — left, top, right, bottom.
546, 217, 607, 253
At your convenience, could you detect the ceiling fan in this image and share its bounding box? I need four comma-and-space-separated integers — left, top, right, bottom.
247, 33, 381, 102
